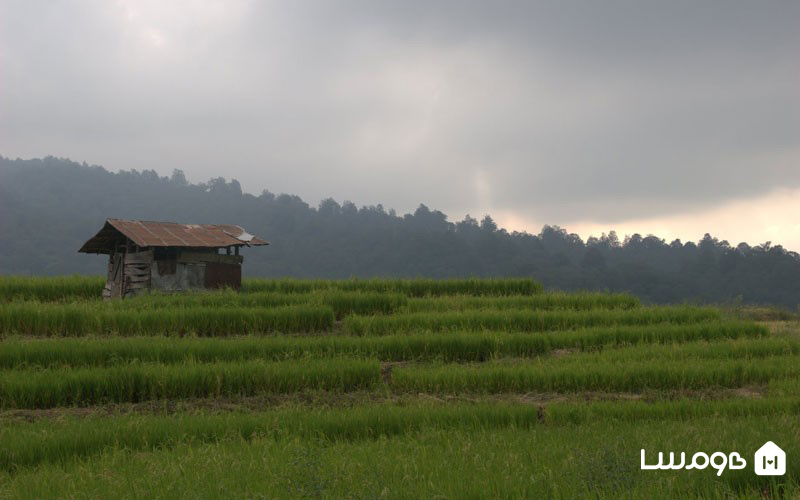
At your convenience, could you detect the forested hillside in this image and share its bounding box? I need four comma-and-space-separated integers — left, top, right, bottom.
1, 156, 798, 307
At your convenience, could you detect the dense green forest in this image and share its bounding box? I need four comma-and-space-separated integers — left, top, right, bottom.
1, 156, 798, 307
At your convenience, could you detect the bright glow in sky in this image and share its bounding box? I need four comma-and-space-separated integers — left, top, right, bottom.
493, 187, 800, 250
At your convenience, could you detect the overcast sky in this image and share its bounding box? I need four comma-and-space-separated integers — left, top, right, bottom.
1, 1, 799, 248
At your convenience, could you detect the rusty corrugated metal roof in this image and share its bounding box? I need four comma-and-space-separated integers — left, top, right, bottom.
78, 219, 269, 254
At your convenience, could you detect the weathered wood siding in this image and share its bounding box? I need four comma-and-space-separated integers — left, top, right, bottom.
123, 250, 152, 297
204, 262, 242, 289
103, 248, 244, 297
150, 261, 205, 292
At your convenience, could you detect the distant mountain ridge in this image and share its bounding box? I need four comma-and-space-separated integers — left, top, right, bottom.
1, 155, 798, 307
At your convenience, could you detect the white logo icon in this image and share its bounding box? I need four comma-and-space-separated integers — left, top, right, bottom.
754, 441, 785, 476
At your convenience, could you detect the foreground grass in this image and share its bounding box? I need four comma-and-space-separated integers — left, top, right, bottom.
2, 416, 798, 499
4, 399, 800, 475
0, 403, 541, 472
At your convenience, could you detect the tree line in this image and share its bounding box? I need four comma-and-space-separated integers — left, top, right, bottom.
1, 155, 798, 307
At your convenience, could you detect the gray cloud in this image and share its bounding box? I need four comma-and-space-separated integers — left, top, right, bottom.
1, 0, 798, 226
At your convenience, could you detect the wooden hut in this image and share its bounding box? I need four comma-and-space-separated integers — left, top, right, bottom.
79, 219, 268, 298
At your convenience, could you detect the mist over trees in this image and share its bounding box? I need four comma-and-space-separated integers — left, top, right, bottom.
1, 156, 798, 307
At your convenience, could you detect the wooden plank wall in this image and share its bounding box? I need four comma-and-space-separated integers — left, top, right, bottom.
122, 250, 153, 297
108, 254, 124, 299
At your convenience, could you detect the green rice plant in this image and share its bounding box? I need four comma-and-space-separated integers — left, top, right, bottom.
404, 292, 640, 313
242, 277, 543, 296
344, 306, 722, 335
319, 291, 407, 319
0, 276, 541, 302
240, 278, 335, 294
108, 290, 309, 309
0, 403, 539, 472
334, 278, 543, 297
108, 289, 405, 319
545, 397, 800, 425
5, 417, 800, 498
0, 322, 767, 369
767, 378, 800, 397
0, 358, 380, 409
0, 276, 105, 302
540, 321, 766, 350
552, 336, 800, 365
10, 397, 800, 474
391, 355, 800, 393
0, 303, 334, 336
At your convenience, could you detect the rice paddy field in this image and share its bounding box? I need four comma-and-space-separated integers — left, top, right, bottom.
1, 276, 799, 498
